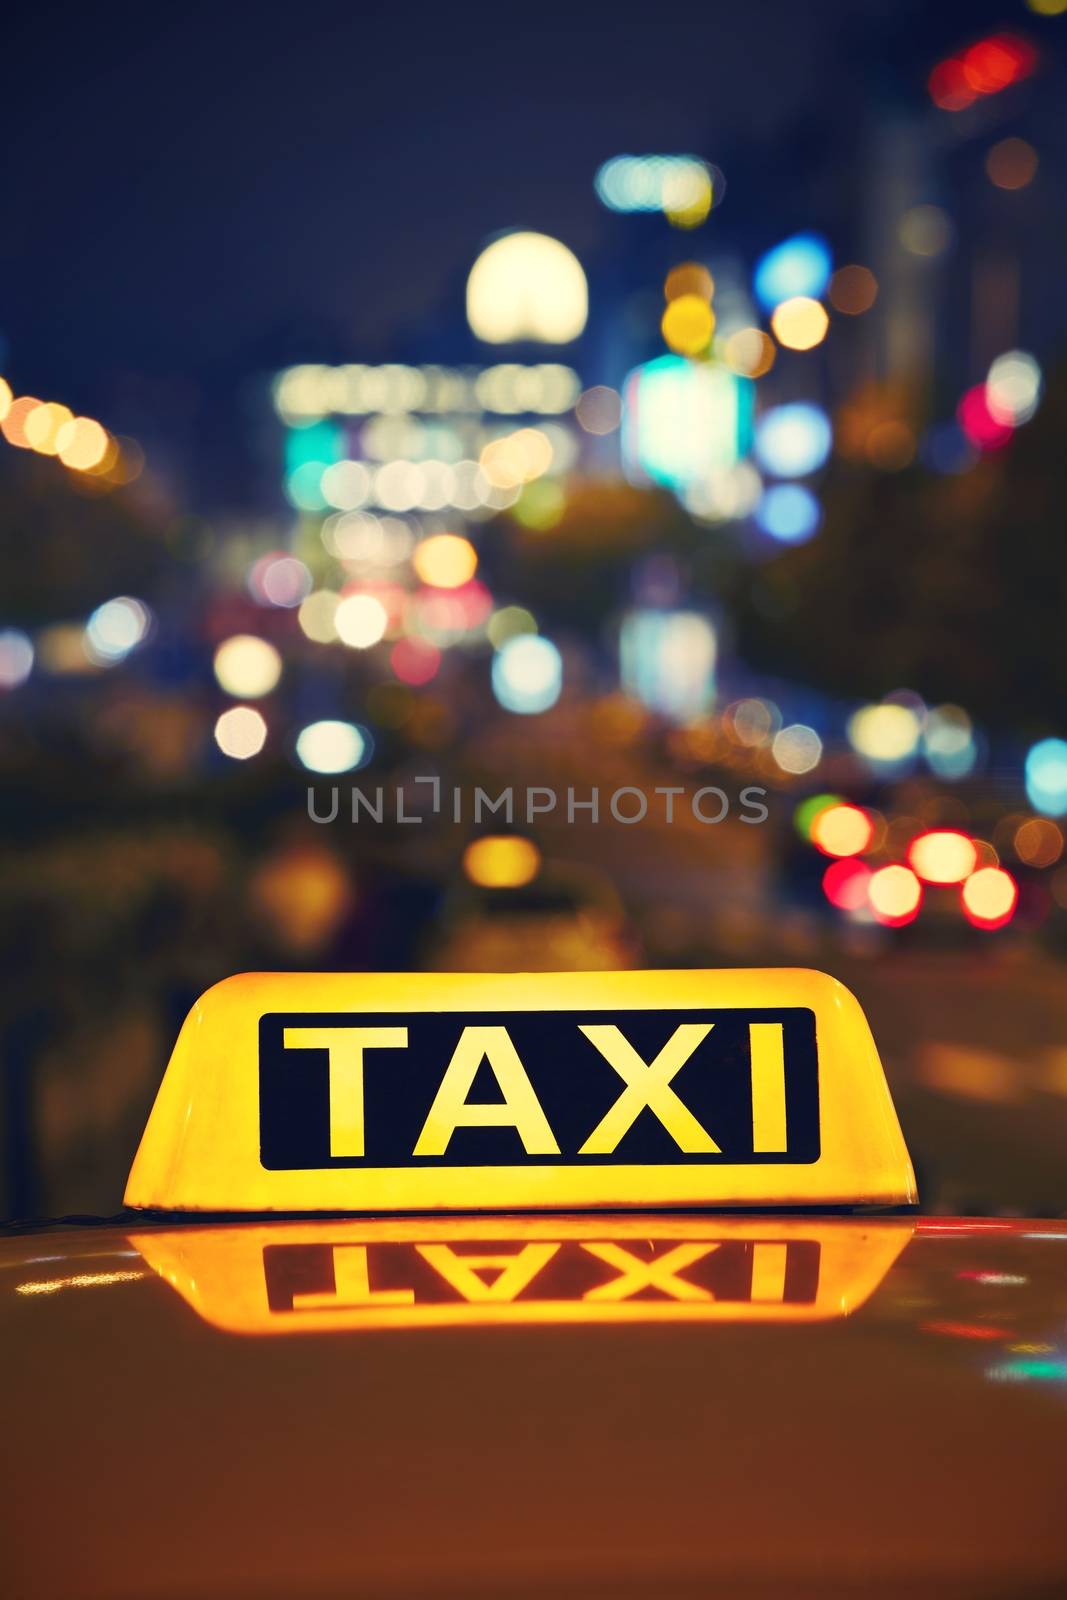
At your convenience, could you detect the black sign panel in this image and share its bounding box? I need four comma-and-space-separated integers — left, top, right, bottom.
258, 1007, 819, 1169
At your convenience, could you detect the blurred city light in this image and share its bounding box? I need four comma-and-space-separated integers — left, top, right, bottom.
412, 533, 478, 588
619, 610, 716, 720
811, 803, 873, 858
214, 706, 268, 760
575, 385, 622, 434
463, 835, 542, 889
466, 233, 588, 344
298, 590, 341, 644
722, 328, 776, 379
729, 696, 779, 748
85, 597, 152, 664
923, 704, 977, 778
295, 720, 368, 774
623, 356, 752, 490
823, 857, 872, 912
754, 403, 831, 477
899, 205, 953, 257
961, 867, 1019, 929
24, 402, 73, 455
661, 294, 715, 357
1014, 818, 1064, 868
390, 636, 441, 685
770, 296, 829, 351
487, 606, 537, 648
772, 723, 822, 775
335, 593, 389, 648
828, 265, 878, 315
249, 554, 313, 608
664, 263, 713, 303
848, 701, 922, 766
985, 351, 1042, 425
928, 35, 1037, 111
986, 137, 1039, 191
55, 416, 109, 471
594, 155, 715, 222
868, 864, 923, 926
756, 484, 821, 542
753, 233, 832, 311
0, 628, 34, 688
908, 830, 978, 885
793, 792, 842, 841
492, 634, 562, 714
1025, 738, 1067, 816
213, 635, 283, 699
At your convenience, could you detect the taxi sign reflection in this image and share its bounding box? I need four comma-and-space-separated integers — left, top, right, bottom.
130, 1217, 914, 1333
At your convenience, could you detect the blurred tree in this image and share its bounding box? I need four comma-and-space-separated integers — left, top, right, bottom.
736, 364, 1067, 734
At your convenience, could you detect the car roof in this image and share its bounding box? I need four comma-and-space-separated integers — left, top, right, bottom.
4, 1216, 1065, 1600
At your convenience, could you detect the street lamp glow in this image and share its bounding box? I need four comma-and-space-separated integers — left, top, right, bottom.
466, 232, 588, 344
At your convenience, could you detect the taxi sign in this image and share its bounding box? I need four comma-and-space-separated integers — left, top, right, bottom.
124, 969, 916, 1212
130, 1216, 915, 1333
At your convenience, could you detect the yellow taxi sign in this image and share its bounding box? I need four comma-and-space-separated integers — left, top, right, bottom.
124, 968, 916, 1212
130, 1216, 915, 1333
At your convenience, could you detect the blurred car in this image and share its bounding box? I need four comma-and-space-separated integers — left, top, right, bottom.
425, 861, 639, 971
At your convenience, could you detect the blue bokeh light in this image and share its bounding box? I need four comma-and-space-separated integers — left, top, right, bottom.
754, 404, 832, 478
756, 484, 822, 543
753, 233, 832, 311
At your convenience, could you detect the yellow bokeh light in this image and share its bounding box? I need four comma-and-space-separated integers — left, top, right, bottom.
722, 327, 776, 378
462, 835, 542, 889
0, 378, 12, 423
661, 294, 715, 357
1026, 0, 1067, 15
213, 635, 283, 698
466, 232, 588, 344
908, 831, 977, 885
829, 265, 878, 315
412, 533, 478, 589
811, 804, 873, 858
24, 401, 73, 455
962, 867, 1017, 925
770, 297, 829, 351
868, 864, 922, 921
848, 703, 921, 763
214, 706, 268, 760
56, 416, 109, 471
664, 263, 714, 303
664, 166, 713, 229
335, 593, 389, 648
480, 428, 553, 488
1, 396, 41, 449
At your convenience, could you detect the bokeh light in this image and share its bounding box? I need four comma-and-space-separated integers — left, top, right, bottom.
868, 864, 922, 927
24, 402, 73, 455
811, 803, 873, 858
1014, 818, 1064, 868
0, 628, 34, 689
466, 232, 588, 344
756, 484, 821, 543
213, 635, 282, 698
722, 328, 776, 379
962, 867, 1018, 930
295, 720, 368, 774
848, 702, 922, 765
772, 724, 822, 775
85, 597, 152, 663
391, 636, 441, 685
335, 593, 389, 648
908, 830, 977, 885
985, 351, 1042, 425
828, 265, 878, 315
487, 607, 537, 648
754, 404, 831, 477
463, 835, 542, 889
923, 705, 977, 778
986, 137, 1038, 190
899, 206, 953, 257
56, 417, 109, 471
298, 590, 341, 644
249, 554, 313, 608
770, 296, 829, 351
214, 706, 268, 760
823, 858, 872, 912
958, 385, 1013, 450
661, 294, 715, 356
1026, 738, 1067, 817
575, 386, 622, 434
492, 634, 563, 715
412, 533, 478, 589
664, 263, 714, 303
753, 233, 832, 311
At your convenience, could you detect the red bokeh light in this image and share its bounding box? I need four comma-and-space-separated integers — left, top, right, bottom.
929, 34, 1036, 112
957, 386, 1013, 452
822, 858, 872, 913
390, 636, 441, 686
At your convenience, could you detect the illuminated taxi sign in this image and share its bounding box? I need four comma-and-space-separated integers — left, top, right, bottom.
130, 1217, 915, 1334
124, 969, 916, 1212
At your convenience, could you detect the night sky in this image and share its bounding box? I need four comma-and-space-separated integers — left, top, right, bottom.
1, 0, 1014, 414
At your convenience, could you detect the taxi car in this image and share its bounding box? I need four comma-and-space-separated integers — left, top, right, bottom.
2, 968, 1065, 1599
